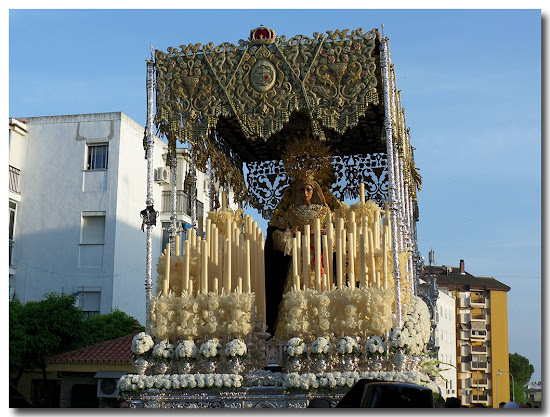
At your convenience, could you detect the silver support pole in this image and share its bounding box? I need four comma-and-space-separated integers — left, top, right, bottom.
170, 152, 177, 257
190, 147, 197, 232
381, 31, 403, 328
145, 53, 155, 334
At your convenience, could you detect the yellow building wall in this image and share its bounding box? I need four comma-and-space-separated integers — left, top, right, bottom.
490, 290, 510, 407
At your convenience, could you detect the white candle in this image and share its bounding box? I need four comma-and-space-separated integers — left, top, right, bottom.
213, 277, 219, 295
304, 224, 311, 286
368, 230, 376, 286
326, 216, 334, 286
348, 232, 355, 289
374, 209, 381, 249
225, 237, 231, 292
183, 240, 190, 294
336, 236, 343, 290
237, 277, 242, 294
188, 278, 193, 296
359, 233, 366, 289
314, 218, 322, 291
245, 239, 251, 293
202, 240, 208, 293
292, 237, 299, 279
175, 233, 180, 257
359, 182, 365, 203
383, 225, 388, 288
302, 235, 308, 290
322, 234, 329, 291
222, 191, 227, 210
295, 230, 302, 278
164, 242, 170, 296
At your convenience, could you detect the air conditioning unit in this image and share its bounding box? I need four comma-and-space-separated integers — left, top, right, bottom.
95, 371, 126, 398
154, 167, 170, 184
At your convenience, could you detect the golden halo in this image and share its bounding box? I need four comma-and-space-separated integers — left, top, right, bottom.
281, 136, 333, 186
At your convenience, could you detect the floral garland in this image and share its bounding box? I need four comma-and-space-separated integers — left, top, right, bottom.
278, 286, 394, 341
149, 292, 254, 343
282, 370, 438, 393
207, 208, 244, 235
131, 332, 154, 358
118, 373, 243, 392
389, 296, 431, 355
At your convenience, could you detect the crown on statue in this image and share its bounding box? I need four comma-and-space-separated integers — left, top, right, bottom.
281, 136, 333, 187
250, 26, 276, 45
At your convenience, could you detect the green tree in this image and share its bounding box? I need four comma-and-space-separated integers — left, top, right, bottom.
80, 308, 144, 347
10, 293, 85, 405
509, 353, 534, 404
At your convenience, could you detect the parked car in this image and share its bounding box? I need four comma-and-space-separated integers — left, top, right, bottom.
335, 379, 434, 408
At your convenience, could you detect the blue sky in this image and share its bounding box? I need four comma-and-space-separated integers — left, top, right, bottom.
8, 9, 542, 381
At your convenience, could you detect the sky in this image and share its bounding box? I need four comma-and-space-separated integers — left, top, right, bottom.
8, 8, 543, 381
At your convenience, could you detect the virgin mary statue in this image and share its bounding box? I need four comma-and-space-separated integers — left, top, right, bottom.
263, 138, 339, 339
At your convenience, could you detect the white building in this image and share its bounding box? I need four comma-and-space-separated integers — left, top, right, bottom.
435, 289, 458, 399
8, 112, 234, 324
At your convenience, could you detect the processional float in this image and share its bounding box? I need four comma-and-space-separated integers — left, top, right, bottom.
125, 26, 433, 408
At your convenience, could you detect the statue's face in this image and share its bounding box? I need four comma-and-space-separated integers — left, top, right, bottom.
302, 184, 314, 205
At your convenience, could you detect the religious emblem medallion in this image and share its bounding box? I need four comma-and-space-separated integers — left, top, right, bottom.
250, 59, 276, 92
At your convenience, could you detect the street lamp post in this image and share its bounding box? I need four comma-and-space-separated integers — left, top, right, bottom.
499, 369, 515, 403
496, 372, 501, 407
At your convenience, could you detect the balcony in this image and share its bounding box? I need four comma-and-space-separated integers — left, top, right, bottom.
470, 361, 488, 370
459, 330, 471, 340
460, 362, 470, 373
459, 345, 470, 356
458, 313, 470, 324
470, 297, 487, 308
471, 378, 488, 388
471, 394, 489, 404
471, 329, 488, 340
471, 313, 487, 322
459, 298, 470, 308
9, 165, 21, 194
471, 345, 488, 355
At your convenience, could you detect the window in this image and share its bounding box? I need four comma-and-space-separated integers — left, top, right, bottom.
86, 144, 108, 170
9, 201, 16, 266
81, 213, 105, 244
79, 291, 101, 318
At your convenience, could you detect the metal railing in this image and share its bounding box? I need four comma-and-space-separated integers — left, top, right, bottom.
472, 345, 488, 354
9, 165, 20, 194
471, 361, 488, 370
161, 190, 204, 220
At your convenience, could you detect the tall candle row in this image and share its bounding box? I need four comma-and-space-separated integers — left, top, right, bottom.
160, 210, 266, 323
290, 182, 393, 292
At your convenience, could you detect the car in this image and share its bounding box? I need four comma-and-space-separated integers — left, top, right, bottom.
335, 379, 434, 408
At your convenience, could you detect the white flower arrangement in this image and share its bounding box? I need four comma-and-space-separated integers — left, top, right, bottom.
117, 373, 243, 392
199, 338, 222, 359
152, 340, 175, 363
336, 336, 361, 356
281, 370, 439, 394
175, 340, 198, 360
389, 327, 411, 353
131, 332, 154, 358
309, 337, 333, 357
365, 336, 386, 356
225, 338, 247, 359
285, 337, 307, 357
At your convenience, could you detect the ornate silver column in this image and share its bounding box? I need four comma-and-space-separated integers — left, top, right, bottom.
381, 29, 403, 327
170, 151, 177, 256
144, 52, 156, 334
189, 146, 197, 231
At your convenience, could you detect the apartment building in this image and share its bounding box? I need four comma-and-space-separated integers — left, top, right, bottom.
423, 260, 511, 408
434, 289, 458, 399
8, 112, 234, 325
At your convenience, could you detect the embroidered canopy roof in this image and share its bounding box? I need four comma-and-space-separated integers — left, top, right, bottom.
152, 27, 420, 219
